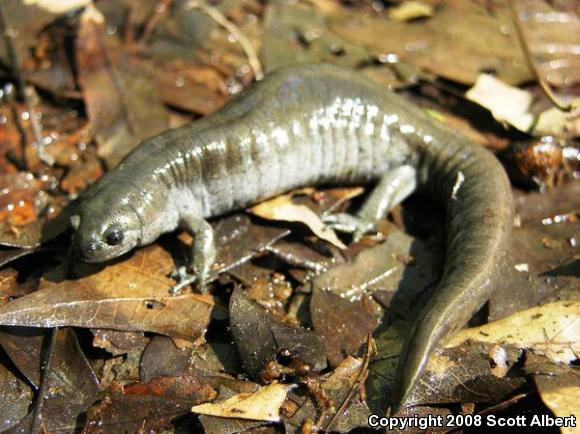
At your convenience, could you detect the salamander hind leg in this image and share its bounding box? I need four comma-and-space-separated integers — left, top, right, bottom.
323, 165, 417, 242
169, 216, 216, 295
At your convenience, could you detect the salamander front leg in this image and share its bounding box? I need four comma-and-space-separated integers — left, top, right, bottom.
323, 165, 417, 241
169, 217, 216, 295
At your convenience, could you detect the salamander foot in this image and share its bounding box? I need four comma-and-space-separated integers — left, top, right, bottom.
322, 213, 376, 242
168, 266, 197, 295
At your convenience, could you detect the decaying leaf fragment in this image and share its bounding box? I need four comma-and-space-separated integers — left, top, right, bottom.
22, 0, 89, 14
388, 1, 433, 22
466, 74, 535, 132
191, 382, 292, 422
466, 74, 580, 137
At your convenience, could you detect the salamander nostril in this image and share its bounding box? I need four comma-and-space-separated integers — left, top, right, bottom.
87, 242, 98, 254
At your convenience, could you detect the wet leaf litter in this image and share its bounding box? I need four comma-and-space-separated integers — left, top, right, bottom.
0, 0, 578, 432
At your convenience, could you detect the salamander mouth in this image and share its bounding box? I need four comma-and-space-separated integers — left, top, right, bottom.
79, 247, 133, 263
76, 237, 132, 263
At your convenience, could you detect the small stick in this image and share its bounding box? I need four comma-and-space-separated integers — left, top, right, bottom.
187, 0, 264, 81
0, 3, 54, 166
325, 334, 375, 432
508, 0, 572, 112
138, 0, 173, 45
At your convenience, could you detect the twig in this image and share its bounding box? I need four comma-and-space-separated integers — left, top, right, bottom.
508, 0, 572, 112
0, 2, 54, 167
0, 3, 25, 98
25, 86, 55, 166
138, 0, 173, 45
186, 0, 263, 81
324, 334, 376, 432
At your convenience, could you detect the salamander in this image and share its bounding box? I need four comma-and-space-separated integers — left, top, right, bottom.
71, 63, 513, 411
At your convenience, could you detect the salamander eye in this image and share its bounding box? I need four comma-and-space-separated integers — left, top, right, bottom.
104, 227, 124, 246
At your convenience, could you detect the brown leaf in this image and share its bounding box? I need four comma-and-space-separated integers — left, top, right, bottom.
0, 268, 35, 306
230, 288, 327, 379
125, 375, 216, 403
489, 183, 579, 320
0, 359, 32, 432
92, 329, 149, 355
408, 341, 525, 406
261, 1, 370, 73
329, 1, 532, 85
312, 229, 441, 367
2, 328, 101, 433
0, 172, 58, 248
76, 3, 169, 168
516, 0, 580, 89
0, 327, 46, 387
83, 395, 187, 434
0, 244, 218, 341
149, 61, 230, 115
140, 336, 241, 383
0, 0, 88, 66
250, 193, 346, 249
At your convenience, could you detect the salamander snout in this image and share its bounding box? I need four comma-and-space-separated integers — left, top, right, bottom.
71, 206, 142, 263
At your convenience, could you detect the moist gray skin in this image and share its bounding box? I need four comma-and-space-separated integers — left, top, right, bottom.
72, 63, 513, 412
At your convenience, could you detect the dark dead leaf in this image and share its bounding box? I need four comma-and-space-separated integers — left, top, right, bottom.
125, 374, 216, 402
230, 288, 327, 379
312, 229, 441, 367
140, 336, 241, 383
92, 329, 149, 356
0, 248, 37, 268
213, 213, 290, 274
140, 336, 196, 381
0, 359, 32, 431
489, 183, 579, 320
0, 326, 46, 387
41, 328, 102, 430
408, 341, 525, 406
310, 289, 382, 369
83, 395, 186, 433
4, 328, 101, 433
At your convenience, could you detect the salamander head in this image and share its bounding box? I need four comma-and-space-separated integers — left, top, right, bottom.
71, 198, 143, 263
